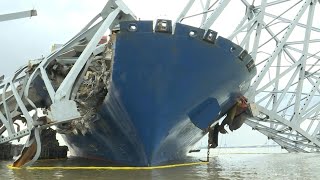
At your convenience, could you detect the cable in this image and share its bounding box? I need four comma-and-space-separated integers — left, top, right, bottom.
264, 0, 303, 28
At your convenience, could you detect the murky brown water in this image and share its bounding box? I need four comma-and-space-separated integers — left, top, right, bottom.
1, 152, 320, 180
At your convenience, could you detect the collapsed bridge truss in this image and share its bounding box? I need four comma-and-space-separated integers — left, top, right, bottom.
175, 0, 320, 152
0, 0, 135, 166
1, 0, 320, 167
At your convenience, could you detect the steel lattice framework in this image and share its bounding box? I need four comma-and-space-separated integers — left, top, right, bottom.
1, 0, 320, 167
0, 0, 136, 166
176, 0, 320, 152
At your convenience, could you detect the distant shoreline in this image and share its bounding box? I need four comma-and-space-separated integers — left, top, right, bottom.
215, 145, 280, 149
198, 145, 280, 149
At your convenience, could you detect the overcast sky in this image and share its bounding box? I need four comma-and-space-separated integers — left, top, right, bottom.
1, 0, 108, 76
0, 0, 245, 76
0, 0, 269, 146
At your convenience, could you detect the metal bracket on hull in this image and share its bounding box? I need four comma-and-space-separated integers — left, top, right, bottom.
0, 0, 136, 167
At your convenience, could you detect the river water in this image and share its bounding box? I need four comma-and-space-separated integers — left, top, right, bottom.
1, 149, 320, 180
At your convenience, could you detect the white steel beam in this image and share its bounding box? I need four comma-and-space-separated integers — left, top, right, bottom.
39, 67, 56, 102
23, 0, 134, 101
240, 21, 257, 47
312, 121, 320, 136
272, 67, 300, 111
286, 39, 320, 45
175, 0, 196, 23
246, 120, 312, 151
55, 8, 121, 101
263, 25, 298, 64
264, 12, 320, 33
251, 0, 267, 60
272, 50, 282, 119
254, 60, 302, 95
292, 1, 316, 124
9, 80, 33, 129
228, 16, 258, 40
249, 0, 312, 98
0, 111, 13, 137
255, 105, 320, 147
1, 84, 14, 134
300, 77, 320, 117
200, 0, 231, 30
201, 0, 211, 25
285, 46, 320, 61
256, 0, 293, 8
302, 101, 320, 120
0, 10, 37, 22
240, 0, 250, 6
257, 92, 273, 104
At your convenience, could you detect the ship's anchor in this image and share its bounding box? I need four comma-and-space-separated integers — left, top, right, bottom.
200, 96, 251, 163
219, 96, 249, 134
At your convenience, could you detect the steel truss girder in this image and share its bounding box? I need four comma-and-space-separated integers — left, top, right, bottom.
249, 0, 313, 97
219, 0, 320, 152
1, 0, 320, 167
246, 118, 320, 152
0, 0, 136, 166
175, 0, 231, 33
175, 0, 320, 152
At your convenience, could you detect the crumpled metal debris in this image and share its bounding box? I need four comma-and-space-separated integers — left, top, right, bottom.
54, 37, 114, 135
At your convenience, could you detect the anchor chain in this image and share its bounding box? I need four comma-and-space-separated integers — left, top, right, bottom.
207, 143, 210, 162
206, 125, 213, 162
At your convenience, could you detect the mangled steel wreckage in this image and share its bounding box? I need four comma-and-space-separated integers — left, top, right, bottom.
0, 0, 257, 167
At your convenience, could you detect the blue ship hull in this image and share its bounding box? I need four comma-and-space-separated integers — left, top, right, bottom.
62, 21, 256, 166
